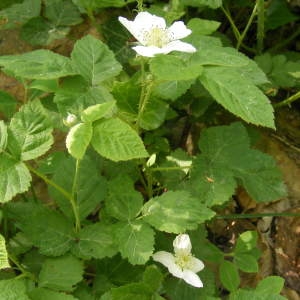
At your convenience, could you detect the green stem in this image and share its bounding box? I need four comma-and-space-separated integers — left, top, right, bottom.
9, 254, 35, 281
137, 0, 143, 11
216, 212, 300, 219
237, 3, 258, 50
71, 159, 81, 232
221, 6, 241, 42
151, 166, 190, 172
256, 0, 265, 54
274, 90, 300, 108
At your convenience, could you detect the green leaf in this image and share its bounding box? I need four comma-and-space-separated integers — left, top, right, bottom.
187, 18, 221, 36
142, 190, 215, 233
9, 203, 74, 256
110, 282, 152, 300
0, 154, 31, 203
44, 0, 82, 27
29, 288, 79, 300
49, 156, 107, 220
234, 254, 258, 273
116, 220, 155, 265
199, 67, 275, 128
0, 234, 10, 269
0, 121, 8, 152
256, 276, 285, 295
71, 35, 122, 85
91, 118, 148, 162
105, 175, 143, 221
150, 55, 203, 81
0, 90, 17, 118
230, 289, 286, 300
0, 50, 75, 79
235, 231, 258, 253
181, 0, 222, 8
0, 278, 31, 300
142, 265, 163, 292
81, 101, 116, 123
188, 123, 287, 205
8, 99, 53, 161
0, 0, 41, 29
72, 223, 118, 259
38, 254, 84, 292
66, 123, 92, 159
219, 260, 240, 292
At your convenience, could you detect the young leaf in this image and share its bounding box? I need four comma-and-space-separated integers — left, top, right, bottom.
0, 278, 31, 300
81, 101, 116, 123
0, 234, 10, 269
8, 99, 53, 161
49, 156, 107, 221
234, 253, 258, 273
29, 288, 79, 300
256, 276, 285, 295
72, 222, 118, 259
0, 50, 74, 79
199, 67, 275, 128
219, 260, 240, 292
142, 190, 215, 233
91, 118, 148, 162
116, 220, 155, 265
38, 254, 84, 292
105, 175, 143, 221
71, 35, 122, 85
66, 123, 93, 160
0, 154, 31, 203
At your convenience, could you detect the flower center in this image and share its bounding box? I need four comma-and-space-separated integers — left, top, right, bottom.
144, 27, 169, 48
175, 253, 193, 270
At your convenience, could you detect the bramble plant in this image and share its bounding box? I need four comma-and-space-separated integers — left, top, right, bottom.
0, 0, 299, 299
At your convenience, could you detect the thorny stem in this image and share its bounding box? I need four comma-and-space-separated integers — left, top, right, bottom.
274, 90, 300, 108
256, 0, 265, 54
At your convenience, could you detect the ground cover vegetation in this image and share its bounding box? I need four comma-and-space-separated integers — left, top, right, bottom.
0, 0, 299, 299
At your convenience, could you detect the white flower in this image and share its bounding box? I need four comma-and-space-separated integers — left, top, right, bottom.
118, 12, 196, 57
153, 234, 204, 288
63, 113, 77, 127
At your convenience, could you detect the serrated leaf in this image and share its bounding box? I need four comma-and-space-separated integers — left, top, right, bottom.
234, 253, 258, 273
49, 156, 107, 220
256, 276, 285, 295
72, 223, 118, 259
181, 0, 222, 8
39, 254, 84, 292
91, 118, 148, 162
0, 50, 75, 79
105, 175, 143, 221
66, 123, 92, 159
29, 288, 79, 300
44, 0, 82, 27
219, 260, 240, 292
110, 282, 152, 300
0, 278, 31, 300
150, 55, 203, 81
0, 90, 17, 118
142, 265, 163, 292
71, 35, 122, 85
142, 190, 215, 233
0, 121, 8, 152
81, 101, 116, 123
187, 18, 221, 36
0, 154, 31, 203
0, 0, 41, 29
200, 67, 275, 128
116, 220, 155, 265
0, 234, 10, 269
8, 99, 53, 161
230, 289, 286, 300
189, 122, 286, 205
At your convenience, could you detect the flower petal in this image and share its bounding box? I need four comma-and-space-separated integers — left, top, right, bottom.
182, 270, 203, 288
152, 251, 183, 278
167, 21, 192, 41
173, 234, 192, 254
134, 12, 166, 31
132, 45, 166, 57
189, 257, 205, 273
163, 40, 197, 54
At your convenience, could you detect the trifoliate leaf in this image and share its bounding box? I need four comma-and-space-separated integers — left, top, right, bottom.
105, 175, 143, 221
0, 278, 31, 300
116, 220, 155, 265
0, 154, 31, 203
38, 254, 84, 292
142, 190, 215, 233
8, 99, 53, 161
0, 234, 10, 269
29, 288, 79, 300
71, 35, 122, 85
72, 222, 118, 259
66, 123, 92, 159
91, 118, 148, 162
199, 67, 275, 128
49, 156, 107, 221
188, 122, 287, 205
0, 50, 74, 79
